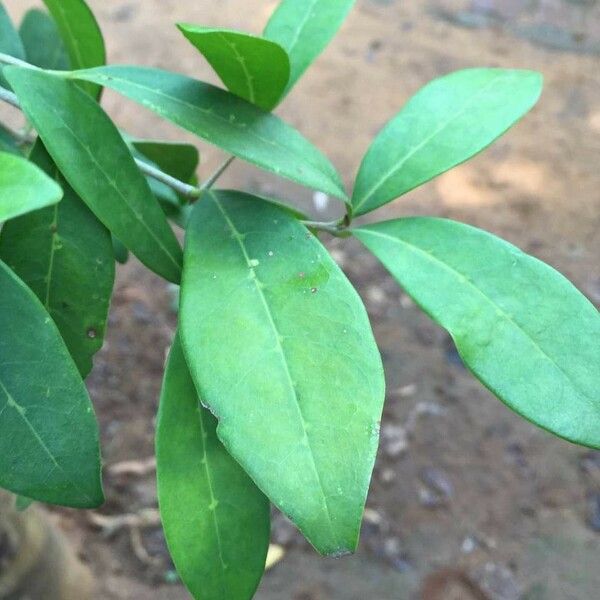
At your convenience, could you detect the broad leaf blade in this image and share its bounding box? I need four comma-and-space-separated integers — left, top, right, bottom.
354, 218, 600, 448
157, 334, 270, 600
41, 0, 105, 96
0, 259, 103, 507
0, 142, 114, 378
65, 66, 348, 201
264, 0, 356, 93
352, 69, 543, 216
0, 2, 25, 88
181, 191, 384, 555
0, 151, 63, 222
5, 67, 183, 284
178, 24, 290, 111
19, 8, 70, 70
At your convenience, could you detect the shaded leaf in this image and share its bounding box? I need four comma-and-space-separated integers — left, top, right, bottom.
352, 69, 543, 216
157, 333, 270, 600
5, 67, 183, 284
180, 191, 384, 555
0, 2, 25, 88
354, 218, 600, 449
130, 139, 199, 185
0, 142, 114, 378
41, 0, 105, 96
264, 0, 356, 93
65, 66, 348, 201
112, 235, 129, 264
0, 259, 103, 507
0, 151, 63, 222
19, 8, 69, 70
178, 24, 290, 110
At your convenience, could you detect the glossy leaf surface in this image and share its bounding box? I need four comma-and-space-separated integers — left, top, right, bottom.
0, 151, 63, 222
352, 69, 543, 215
0, 260, 103, 507
181, 191, 384, 555
5, 67, 183, 283
66, 66, 347, 201
41, 0, 105, 96
264, 0, 356, 92
157, 334, 270, 600
19, 8, 69, 70
0, 142, 114, 378
178, 24, 290, 110
354, 218, 600, 448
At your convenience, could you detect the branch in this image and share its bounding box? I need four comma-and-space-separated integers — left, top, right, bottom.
0, 52, 39, 70
134, 158, 202, 200
0, 86, 20, 109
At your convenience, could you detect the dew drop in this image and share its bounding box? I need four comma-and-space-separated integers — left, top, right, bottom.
311, 287, 318, 294
267, 251, 274, 257
87, 328, 97, 339
298, 272, 305, 279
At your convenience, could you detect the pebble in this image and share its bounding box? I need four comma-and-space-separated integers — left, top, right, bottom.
587, 493, 600, 532
381, 424, 408, 457
471, 562, 521, 600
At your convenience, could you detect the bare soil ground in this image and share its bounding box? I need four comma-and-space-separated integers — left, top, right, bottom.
4, 0, 600, 598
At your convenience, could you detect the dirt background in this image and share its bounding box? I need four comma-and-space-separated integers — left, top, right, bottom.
3, 0, 600, 598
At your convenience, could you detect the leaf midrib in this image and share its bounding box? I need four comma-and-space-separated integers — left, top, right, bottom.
0, 377, 93, 503
216, 32, 256, 104
357, 227, 594, 406
32, 90, 181, 274
354, 73, 510, 212
210, 193, 339, 546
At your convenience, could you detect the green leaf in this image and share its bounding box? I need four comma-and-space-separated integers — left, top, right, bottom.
112, 235, 129, 264
15, 494, 34, 511
5, 67, 183, 284
130, 139, 199, 185
181, 191, 384, 555
0, 259, 103, 507
264, 0, 356, 93
65, 66, 348, 201
177, 24, 290, 111
0, 142, 114, 378
352, 69, 543, 216
0, 124, 21, 155
353, 218, 600, 449
0, 2, 25, 88
41, 0, 105, 96
157, 333, 270, 600
0, 151, 63, 223
19, 8, 70, 70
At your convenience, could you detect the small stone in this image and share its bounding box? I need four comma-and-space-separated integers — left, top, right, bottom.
381, 424, 408, 457
420, 467, 454, 501
471, 562, 521, 600
379, 468, 396, 484
587, 493, 600, 532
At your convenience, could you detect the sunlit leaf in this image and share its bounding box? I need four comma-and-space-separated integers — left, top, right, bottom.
0, 259, 103, 507
354, 218, 600, 448
0, 142, 114, 378
5, 67, 183, 284
178, 24, 290, 111
0, 151, 63, 223
264, 0, 356, 93
181, 190, 384, 555
352, 69, 543, 216
0, 1, 25, 88
157, 333, 270, 600
64, 66, 348, 202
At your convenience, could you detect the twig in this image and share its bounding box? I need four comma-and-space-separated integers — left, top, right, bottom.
0, 52, 38, 70
134, 158, 202, 200
0, 86, 20, 109
201, 155, 236, 191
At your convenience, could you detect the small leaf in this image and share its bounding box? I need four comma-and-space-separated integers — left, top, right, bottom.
41, 0, 105, 96
0, 151, 63, 222
130, 139, 199, 185
19, 8, 70, 70
0, 142, 115, 378
157, 333, 270, 600
0, 259, 103, 507
354, 218, 600, 449
181, 191, 384, 555
264, 0, 356, 93
178, 24, 290, 111
65, 66, 348, 201
5, 67, 183, 284
352, 69, 543, 216
0, 1, 25, 88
